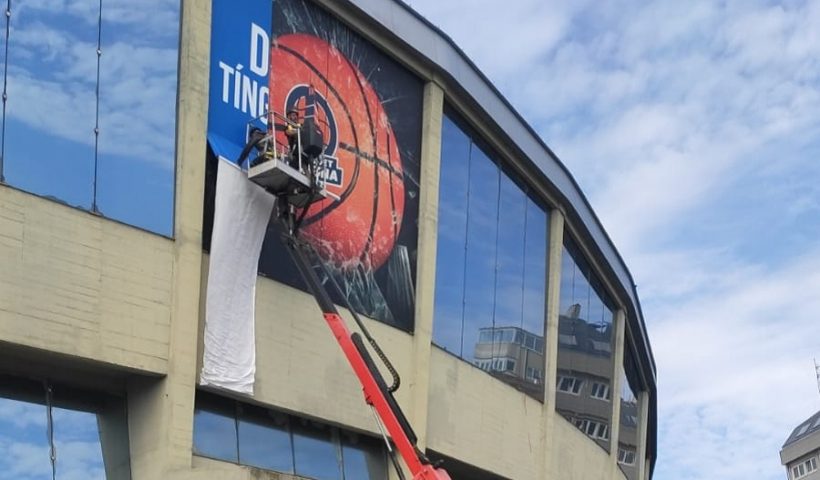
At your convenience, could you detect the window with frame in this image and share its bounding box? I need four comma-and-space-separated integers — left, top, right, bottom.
193, 391, 387, 479
618, 447, 636, 466
525, 367, 543, 382
0, 0, 180, 235
432, 108, 548, 401
574, 418, 608, 440
555, 235, 616, 452
590, 381, 610, 401
557, 375, 583, 395
0, 374, 131, 479
793, 457, 818, 480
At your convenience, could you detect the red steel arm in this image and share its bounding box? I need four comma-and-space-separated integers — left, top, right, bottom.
283, 235, 451, 480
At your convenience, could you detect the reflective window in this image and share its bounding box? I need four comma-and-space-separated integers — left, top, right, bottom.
0, 375, 131, 479
618, 349, 642, 480
192, 393, 237, 462
96, 0, 180, 234
292, 419, 339, 480
555, 236, 615, 451
341, 431, 388, 480
193, 391, 387, 479
0, 0, 179, 235
238, 404, 293, 472
433, 108, 548, 401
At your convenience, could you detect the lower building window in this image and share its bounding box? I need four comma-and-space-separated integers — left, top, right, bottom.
618, 446, 637, 466
0, 374, 131, 479
793, 457, 818, 479
193, 391, 387, 479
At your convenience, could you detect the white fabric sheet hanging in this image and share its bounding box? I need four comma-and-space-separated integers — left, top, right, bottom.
200, 158, 275, 395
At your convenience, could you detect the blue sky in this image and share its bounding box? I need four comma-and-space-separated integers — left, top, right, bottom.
406, 0, 820, 478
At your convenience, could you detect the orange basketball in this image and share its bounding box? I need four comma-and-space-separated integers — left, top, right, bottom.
271, 34, 404, 272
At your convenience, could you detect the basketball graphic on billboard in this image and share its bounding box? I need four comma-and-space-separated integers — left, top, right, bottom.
270, 34, 405, 272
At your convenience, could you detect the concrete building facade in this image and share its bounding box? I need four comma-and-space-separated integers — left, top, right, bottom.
782, 411, 820, 480
0, 1, 657, 479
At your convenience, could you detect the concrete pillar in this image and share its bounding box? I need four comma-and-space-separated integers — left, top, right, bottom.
637, 390, 650, 480
609, 309, 627, 476
389, 81, 443, 480
127, 0, 211, 477
542, 209, 564, 479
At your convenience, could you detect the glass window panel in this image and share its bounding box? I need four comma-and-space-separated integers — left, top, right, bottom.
0, 378, 131, 480
433, 109, 549, 401
494, 170, 526, 334
556, 238, 615, 452
341, 431, 386, 480
193, 396, 238, 462
292, 419, 341, 480
432, 114, 473, 355
462, 144, 499, 365
618, 357, 640, 480
52, 406, 106, 480
4, 0, 98, 208
238, 403, 294, 473
0, 396, 51, 479
96, 0, 179, 235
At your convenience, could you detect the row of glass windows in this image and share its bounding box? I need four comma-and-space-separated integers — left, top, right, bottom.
432, 109, 548, 401
432, 105, 646, 465
0, 0, 179, 235
193, 391, 387, 479
0, 375, 131, 479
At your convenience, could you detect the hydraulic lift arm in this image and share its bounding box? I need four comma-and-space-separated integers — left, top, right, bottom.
280, 232, 452, 480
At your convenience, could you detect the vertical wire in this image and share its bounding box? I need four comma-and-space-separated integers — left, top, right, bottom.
1, 0, 11, 183
44, 380, 56, 480
92, 0, 102, 211
459, 141, 473, 358
490, 164, 502, 366
519, 191, 528, 331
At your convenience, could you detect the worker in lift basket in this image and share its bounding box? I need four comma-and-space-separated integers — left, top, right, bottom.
284, 109, 302, 168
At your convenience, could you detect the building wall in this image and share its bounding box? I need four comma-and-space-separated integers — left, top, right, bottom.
0, 185, 173, 374
0, 0, 655, 479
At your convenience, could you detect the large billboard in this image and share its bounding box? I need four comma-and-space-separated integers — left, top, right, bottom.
204, 0, 424, 331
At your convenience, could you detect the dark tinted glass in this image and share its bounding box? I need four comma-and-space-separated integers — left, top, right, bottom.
193, 395, 238, 462
238, 403, 294, 472
341, 431, 387, 479
292, 419, 341, 480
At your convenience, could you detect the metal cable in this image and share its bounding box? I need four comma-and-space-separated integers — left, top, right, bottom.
44, 380, 56, 480
1, 0, 12, 183
459, 141, 474, 357
519, 194, 529, 330
369, 406, 407, 480
91, 0, 102, 211
300, 237, 402, 393
490, 164, 501, 346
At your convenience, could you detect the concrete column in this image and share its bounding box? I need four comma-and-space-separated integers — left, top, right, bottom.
541, 209, 564, 479
128, 0, 211, 478
408, 80, 444, 452
609, 309, 627, 476
636, 390, 650, 480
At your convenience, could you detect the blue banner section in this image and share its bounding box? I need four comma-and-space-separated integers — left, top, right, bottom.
208, 0, 273, 164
